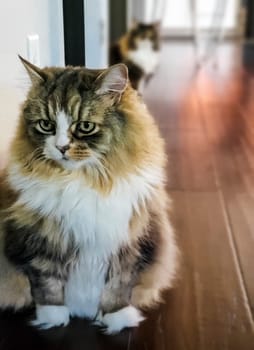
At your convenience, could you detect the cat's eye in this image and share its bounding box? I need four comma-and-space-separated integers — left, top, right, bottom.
37, 120, 55, 134
76, 122, 97, 135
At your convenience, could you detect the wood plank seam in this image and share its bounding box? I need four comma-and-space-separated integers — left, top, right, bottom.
197, 89, 254, 330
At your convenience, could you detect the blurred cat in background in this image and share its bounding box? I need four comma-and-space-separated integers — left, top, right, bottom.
110, 22, 160, 92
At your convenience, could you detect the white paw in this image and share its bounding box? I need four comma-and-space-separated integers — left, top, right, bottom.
31, 305, 70, 329
95, 306, 145, 335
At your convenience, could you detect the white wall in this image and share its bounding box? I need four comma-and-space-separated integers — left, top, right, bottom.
0, 0, 64, 86
0, 0, 64, 160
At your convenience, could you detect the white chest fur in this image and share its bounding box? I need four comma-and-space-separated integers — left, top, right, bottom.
127, 39, 159, 75
8, 164, 162, 318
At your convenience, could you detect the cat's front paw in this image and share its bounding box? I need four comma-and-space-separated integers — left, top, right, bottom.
95, 305, 145, 334
31, 305, 70, 329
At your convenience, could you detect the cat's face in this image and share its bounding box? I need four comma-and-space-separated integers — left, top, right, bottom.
20, 57, 128, 171
129, 22, 160, 50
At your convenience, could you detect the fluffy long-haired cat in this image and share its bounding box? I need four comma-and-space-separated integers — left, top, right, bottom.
110, 22, 160, 91
0, 56, 178, 334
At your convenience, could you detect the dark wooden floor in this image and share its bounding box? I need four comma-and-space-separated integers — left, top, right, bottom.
1, 40, 254, 349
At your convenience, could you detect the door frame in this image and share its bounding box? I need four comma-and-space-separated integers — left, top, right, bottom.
62, 0, 85, 65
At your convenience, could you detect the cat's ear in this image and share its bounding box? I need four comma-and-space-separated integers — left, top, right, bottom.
95, 64, 128, 97
18, 55, 46, 84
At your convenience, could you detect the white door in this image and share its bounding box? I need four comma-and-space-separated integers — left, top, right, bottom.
84, 0, 109, 68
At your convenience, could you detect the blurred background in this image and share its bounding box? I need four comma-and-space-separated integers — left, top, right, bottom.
1, 1, 254, 349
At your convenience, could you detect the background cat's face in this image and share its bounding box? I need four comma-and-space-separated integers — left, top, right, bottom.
129, 22, 160, 51
20, 59, 128, 171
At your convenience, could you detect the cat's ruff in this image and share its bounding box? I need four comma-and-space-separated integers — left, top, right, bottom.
8, 161, 161, 327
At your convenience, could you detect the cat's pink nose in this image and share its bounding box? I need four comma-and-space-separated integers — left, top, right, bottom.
56, 144, 70, 154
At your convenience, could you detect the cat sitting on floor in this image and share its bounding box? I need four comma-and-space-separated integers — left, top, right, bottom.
0, 56, 178, 334
110, 22, 160, 92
